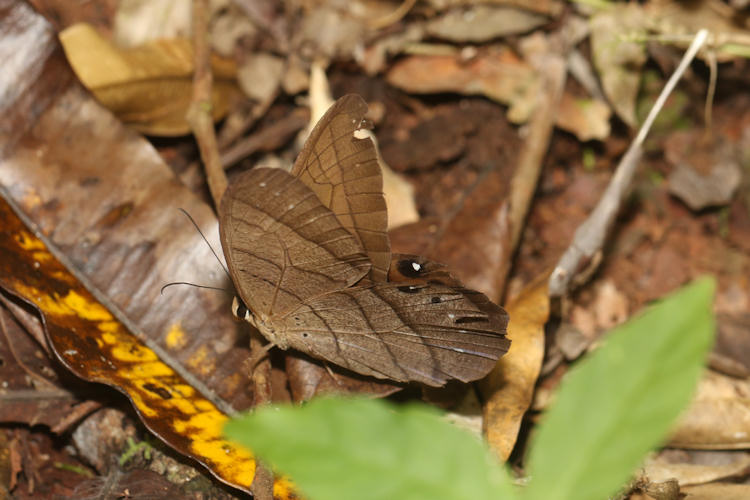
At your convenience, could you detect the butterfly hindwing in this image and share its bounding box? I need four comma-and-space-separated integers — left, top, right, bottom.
275, 281, 509, 387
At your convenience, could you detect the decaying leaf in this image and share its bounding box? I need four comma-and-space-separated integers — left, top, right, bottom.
60, 22, 240, 136
478, 274, 549, 461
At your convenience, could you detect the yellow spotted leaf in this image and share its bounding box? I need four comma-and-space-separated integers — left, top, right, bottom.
0, 196, 295, 500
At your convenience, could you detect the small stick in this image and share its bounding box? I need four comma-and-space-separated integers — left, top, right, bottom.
549, 29, 709, 297
187, 0, 227, 207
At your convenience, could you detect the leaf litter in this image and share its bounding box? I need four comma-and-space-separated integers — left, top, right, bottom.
2, 0, 750, 498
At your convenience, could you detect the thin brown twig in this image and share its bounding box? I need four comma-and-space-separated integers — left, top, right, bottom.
187, 17, 274, 498
495, 37, 568, 302
549, 29, 710, 297
220, 107, 309, 169
187, 0, 226, 208
508, 54, 566, 254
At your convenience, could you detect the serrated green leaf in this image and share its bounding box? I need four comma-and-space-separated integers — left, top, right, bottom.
224, 397, 517, 500
523, 277, 715, 500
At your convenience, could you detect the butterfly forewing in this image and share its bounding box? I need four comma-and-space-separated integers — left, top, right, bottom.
292, 94, 391, 282
275, 282, 510, 387
219, 167, 371, 318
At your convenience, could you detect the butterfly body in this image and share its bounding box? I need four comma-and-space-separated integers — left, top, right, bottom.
219, 95, 510, 387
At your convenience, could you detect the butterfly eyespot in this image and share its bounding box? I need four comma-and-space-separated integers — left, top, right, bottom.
302, 332, 309, 338
431, 296, 442, 304
397, 285, 420, 294
397, 259, 424, 278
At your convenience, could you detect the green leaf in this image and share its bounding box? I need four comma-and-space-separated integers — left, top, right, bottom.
523, 277, 715, 500
224, 397, 517, 500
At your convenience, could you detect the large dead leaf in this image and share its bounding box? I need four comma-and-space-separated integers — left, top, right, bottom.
60, 22, 239, 136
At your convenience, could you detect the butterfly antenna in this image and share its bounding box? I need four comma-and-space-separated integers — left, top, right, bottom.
161, 282, 231, 295
178, 208, 231, 280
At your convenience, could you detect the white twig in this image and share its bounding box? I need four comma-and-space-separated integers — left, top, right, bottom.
549, 29, 709, 297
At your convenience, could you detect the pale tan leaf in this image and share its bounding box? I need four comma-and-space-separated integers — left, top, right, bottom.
589, 4, 648, 127
60, 23, 239, 136
478, 274, 548, 461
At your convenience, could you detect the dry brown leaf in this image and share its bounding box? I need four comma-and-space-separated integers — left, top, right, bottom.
60, 23, 239, 136
386, 49, 610, 139
642, 449, 750, 486
425, 5, 548, 42
669, 370, 750, 449
556, 93, 611, 141
683, 482, 750, 499
478, 274, 548, 461
386, 47, 540, 124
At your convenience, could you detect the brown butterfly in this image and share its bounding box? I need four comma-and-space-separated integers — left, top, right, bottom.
219, 95, 509, 387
